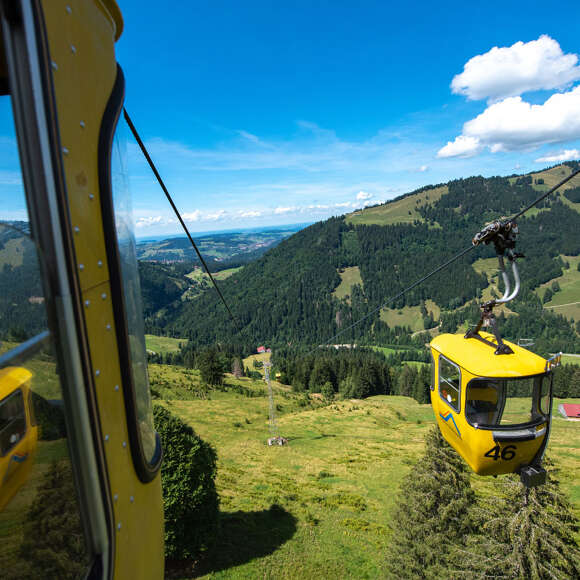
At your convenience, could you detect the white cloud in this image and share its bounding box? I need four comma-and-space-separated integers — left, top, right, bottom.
238, 210, 262, 218
451, 35, 580, 102
419, 165, 429, 172
464, 86, 580, 150
274, 206, 298, 215
205, 210, 226, 221
437, 135, 482, 158
356, 190, 372, 200
535, 149, 580, 163
135, 216, 166, 228
439, 85, 580, 157
182, 210, 202, 222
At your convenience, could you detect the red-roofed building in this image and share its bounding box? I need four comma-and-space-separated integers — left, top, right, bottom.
558, 404, 580, 419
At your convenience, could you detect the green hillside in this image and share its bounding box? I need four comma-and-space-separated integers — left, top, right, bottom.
150, 163, 580, 356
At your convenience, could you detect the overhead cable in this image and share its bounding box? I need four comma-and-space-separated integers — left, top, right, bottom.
123, 109, 240, 330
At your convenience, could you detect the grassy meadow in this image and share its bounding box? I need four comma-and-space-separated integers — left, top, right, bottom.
332, 266, 363, 301
345, 186, 447, 227
146, 334, 185, 354
150, 363, 580, 579
379, 299, 440, 333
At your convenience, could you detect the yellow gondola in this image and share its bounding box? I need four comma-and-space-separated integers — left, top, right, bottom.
429, 220, 561, 487
0, 367, 38, 511
430, 332, 560, 486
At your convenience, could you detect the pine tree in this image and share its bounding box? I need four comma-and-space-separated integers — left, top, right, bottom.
198, 349, 225, 386
20, 461, 88, 579
385, 427, 475, 578
461, 462, 580, 579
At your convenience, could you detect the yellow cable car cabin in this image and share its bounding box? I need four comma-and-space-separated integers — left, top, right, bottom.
0, 367, 38, 512
0, 1, 164, 577
430, 332, 560, 486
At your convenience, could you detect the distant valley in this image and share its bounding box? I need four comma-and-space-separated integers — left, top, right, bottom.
136, 224, 308, 266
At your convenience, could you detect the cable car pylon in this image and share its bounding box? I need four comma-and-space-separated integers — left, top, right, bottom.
264, 361, 287, 446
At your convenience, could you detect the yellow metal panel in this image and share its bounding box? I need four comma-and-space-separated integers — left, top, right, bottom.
40, 1, 164, 577
43, 0, 117, 293
82, 283, 164, 578
430, 332, 546, 378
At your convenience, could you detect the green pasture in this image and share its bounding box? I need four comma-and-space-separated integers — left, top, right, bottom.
152, 362, 580, 578
379, 299, 440, 332
539, 255, 580, 319
345, 186, 447, 227
332, 266, 363, 301
145, 334, 185, 354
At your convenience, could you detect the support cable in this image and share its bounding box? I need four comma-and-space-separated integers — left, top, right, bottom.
123, 109, 240, 330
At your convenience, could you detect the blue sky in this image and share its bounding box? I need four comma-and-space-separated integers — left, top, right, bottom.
3, 0, 580, 234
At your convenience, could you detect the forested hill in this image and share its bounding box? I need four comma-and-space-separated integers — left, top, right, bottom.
150, 162, 580, 353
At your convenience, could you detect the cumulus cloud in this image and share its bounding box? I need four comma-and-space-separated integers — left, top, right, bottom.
135, 216, 165, 228
182, 210, 202, 222
535, 149, 580, 163
356, 190, 372, 201
439, 85, 580, 157
451, 35, 580, 102
437, 135, 482, 158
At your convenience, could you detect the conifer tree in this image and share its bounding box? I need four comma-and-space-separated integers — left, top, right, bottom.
20, 461, 88, 579
385, 427, 475, 578
462, 462, 580, 579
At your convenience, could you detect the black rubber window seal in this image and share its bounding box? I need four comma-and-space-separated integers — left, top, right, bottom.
97, 64, 162, 483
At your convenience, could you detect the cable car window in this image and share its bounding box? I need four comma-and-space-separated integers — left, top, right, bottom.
109, 116, 157, 465
466, 375, 548, 428
439, 356, 460, 412
430, 351, 436, 391
0, 96, 89, 576
0, 389, 26, 456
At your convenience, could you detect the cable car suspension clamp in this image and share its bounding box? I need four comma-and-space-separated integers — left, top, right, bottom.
466, 220, 524, 355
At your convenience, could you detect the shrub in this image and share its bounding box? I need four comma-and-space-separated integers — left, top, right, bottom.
154, 405, 219, 560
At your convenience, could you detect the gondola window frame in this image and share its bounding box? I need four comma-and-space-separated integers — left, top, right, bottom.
438, 355, 461, 413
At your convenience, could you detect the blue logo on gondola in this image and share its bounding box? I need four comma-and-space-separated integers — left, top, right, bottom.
11, 453, 28, 463
439, 412, 461, 438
